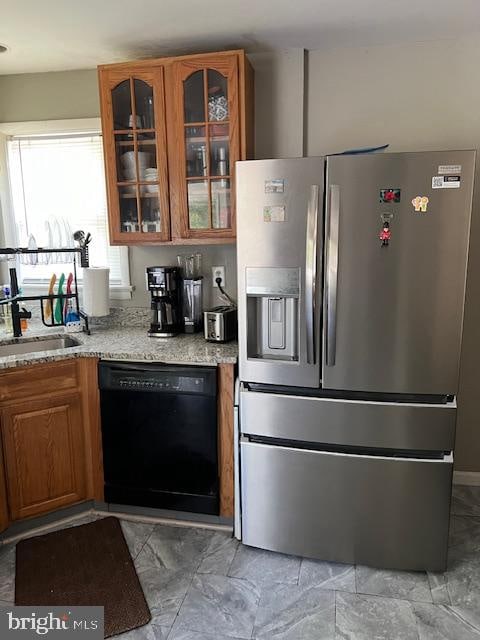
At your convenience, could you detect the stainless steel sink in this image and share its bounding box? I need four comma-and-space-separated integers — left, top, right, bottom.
0, 336, 81, 357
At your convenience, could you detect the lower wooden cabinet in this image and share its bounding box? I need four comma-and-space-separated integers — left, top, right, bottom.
1, 392, 87, 520
0, 358, 103, 529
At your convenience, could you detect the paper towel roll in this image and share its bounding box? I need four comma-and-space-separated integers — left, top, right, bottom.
82, 267, 110, 317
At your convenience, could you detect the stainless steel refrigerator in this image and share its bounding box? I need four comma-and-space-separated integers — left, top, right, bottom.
236, 151, 475, 571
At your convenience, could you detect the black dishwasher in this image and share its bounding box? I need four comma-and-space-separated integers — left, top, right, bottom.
99, 361, 219, 515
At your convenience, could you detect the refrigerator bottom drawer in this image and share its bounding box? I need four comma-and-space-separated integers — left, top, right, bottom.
240, 440, 452, 571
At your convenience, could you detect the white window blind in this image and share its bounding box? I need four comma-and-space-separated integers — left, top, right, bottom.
7, 132, 129, 291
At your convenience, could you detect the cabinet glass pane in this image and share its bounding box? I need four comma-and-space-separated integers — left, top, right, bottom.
134, 79, 155, 129
119, 186, 139, 233
184, 71, 205, 123
209, 124, 229, 177
115, 136, 135, 182
112, 80, 132, 130
187, 180, 209, 229
185, 126, 207, 177
117, 135, 156, 183
211, 179, 231, 229
140, 196, 161, 233
207, 70, 228, 121
138, 133, 157, 182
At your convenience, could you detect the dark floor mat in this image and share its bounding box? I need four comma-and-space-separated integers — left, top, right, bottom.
15, 516, 151, 638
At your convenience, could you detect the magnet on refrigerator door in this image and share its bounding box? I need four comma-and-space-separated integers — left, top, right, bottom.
412, 196, 429, 212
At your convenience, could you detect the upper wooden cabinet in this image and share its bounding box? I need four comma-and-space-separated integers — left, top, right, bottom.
98, 68, 171, 243
98, 50, 254, 245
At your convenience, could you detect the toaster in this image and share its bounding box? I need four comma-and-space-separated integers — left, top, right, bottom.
204, 306, 237, 342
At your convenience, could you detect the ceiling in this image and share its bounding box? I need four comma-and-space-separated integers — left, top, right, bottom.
1, 0, 479, 75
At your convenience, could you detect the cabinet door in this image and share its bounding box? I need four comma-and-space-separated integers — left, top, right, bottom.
1, 392, 87, 520
99, 68, 171, 243
169, 55, 240, 239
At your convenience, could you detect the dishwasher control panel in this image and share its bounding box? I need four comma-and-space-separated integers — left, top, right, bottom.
98, 362, 217, 396
117, 375, 203, 393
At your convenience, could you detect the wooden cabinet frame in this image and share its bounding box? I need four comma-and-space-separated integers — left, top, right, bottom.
167, 55, 240, 240
98, 67, 171, 244
98, 50, 254, 245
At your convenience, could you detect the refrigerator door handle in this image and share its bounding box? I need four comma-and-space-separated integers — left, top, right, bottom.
305, 184, 319, 364
326, 184, 340, 366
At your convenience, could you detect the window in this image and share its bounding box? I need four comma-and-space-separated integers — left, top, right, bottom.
2, 120, 130, 297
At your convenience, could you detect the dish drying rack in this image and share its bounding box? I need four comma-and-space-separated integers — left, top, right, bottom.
0, 246, 90, 337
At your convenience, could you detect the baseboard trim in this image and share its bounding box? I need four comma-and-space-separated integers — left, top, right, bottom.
453, 471, 480, 486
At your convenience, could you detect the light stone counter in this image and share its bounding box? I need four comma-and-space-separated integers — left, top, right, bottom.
0, 326, 238, 370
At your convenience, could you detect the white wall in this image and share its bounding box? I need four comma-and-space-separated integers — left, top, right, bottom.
307, 36, 480, 472
0, 70, 100, 122
249, 49, 305, 158
307, 38, 480, 155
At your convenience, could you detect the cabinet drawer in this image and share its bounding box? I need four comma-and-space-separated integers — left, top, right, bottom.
240, 389, 456, 452
0, 360, 78, 403
241, 440, 452, 571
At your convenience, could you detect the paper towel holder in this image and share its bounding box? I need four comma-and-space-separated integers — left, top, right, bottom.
81, 266, 110, 333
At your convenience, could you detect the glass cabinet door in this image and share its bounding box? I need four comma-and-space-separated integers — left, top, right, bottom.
172, 56, 239, 238
101, 69, 170, 242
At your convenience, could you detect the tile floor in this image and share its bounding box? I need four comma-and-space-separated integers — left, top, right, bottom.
0, 485, 479, 639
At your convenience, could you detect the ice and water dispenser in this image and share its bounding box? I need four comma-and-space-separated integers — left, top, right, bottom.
245, 267, 299, 362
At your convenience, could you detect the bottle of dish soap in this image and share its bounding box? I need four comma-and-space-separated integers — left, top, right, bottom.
1, 285, 12, 334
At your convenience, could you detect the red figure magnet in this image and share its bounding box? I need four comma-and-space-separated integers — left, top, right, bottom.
379, 222, 391, 246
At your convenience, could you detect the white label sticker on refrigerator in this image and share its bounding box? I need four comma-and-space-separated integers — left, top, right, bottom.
432, 176, 461, 189
265, 179, 285, 194
438, 165, 462, 175
264, 205, 286, 222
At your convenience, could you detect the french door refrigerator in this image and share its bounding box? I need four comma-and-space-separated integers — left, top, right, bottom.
236, 151, 475, 571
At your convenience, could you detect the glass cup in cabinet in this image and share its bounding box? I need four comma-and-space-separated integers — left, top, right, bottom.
185, 127, 207, 178
211, 179, 231, 229
140, 197, 161, 233
187, 180, 209, 229
209, 123, 229, 177
119, 186, 139, 233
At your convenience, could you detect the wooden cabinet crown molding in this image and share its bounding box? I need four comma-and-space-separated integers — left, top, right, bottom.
97, 49, 248, 72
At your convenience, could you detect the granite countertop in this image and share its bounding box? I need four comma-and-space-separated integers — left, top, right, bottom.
0, 326, 238, 370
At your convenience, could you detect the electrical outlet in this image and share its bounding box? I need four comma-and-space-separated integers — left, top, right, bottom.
212, 266, 226, 288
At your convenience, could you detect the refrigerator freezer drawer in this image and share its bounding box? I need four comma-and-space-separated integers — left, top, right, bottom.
240, 389, 456, 452
240, 440, 452, 571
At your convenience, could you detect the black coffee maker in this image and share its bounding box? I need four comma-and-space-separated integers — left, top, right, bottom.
146, 266, 182, 337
